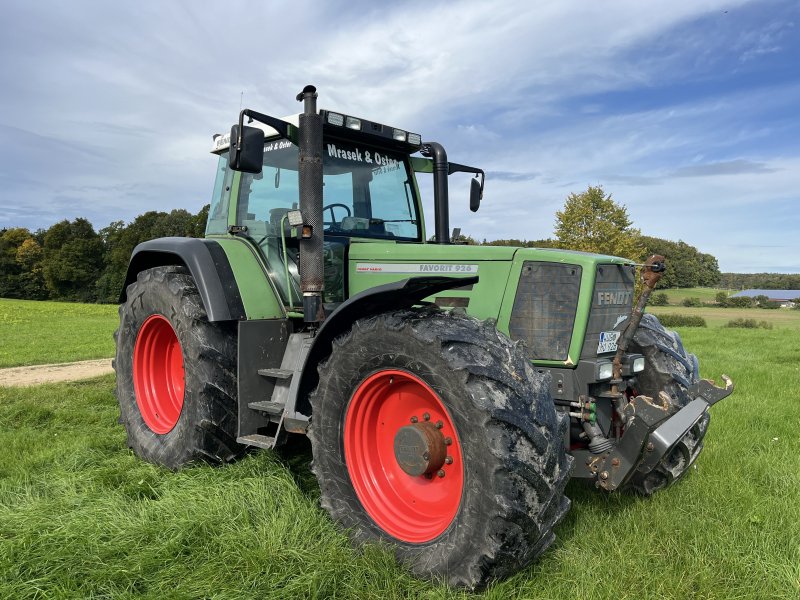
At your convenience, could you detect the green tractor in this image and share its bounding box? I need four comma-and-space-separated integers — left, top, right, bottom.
115, 86, 732, 588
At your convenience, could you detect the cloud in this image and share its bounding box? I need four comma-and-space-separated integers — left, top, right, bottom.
670, 159, 777, 178
0, 0, 798, 274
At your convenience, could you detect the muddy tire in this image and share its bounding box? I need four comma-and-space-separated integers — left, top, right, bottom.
308, 308, 572, 589
114, 266, 243, 470
625, 313, 708, 496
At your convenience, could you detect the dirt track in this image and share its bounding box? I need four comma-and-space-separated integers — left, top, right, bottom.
0, 359, 114, 387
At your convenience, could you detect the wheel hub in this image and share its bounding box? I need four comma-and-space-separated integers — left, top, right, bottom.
393, 422, 447, 476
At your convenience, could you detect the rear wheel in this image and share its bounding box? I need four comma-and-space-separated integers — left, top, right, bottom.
308, 308, 572, 589
114, 266, 243, 469
625, 313, 708, 495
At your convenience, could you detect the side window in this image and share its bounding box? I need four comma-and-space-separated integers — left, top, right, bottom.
206, 153, 233, 235
369, 163, 418, 239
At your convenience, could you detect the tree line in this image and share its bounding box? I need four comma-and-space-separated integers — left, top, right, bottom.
1, 186, 735, 305
0, 206, 208, 304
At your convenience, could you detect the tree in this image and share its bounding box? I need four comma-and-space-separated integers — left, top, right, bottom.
554, 186, 644, 260
42, 219, 104, 301
640, 236, 721, 289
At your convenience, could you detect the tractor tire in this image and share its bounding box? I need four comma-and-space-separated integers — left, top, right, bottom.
308, 308, 572, 589
114, 265, 243, 470
625, 313, 708, 496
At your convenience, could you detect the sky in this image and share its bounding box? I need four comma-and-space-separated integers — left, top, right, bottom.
0, 0, 798, 273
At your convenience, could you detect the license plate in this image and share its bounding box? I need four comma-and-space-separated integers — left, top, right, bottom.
597, 331, 620, 354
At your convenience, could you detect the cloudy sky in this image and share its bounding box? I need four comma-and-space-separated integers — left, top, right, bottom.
1, 0, 797, 272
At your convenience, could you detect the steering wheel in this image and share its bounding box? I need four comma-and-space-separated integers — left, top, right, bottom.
323, 203, 352, 228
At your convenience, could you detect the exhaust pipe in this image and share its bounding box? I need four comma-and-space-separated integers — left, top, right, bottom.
423, 142, 450, 244
296, 85, 325, 324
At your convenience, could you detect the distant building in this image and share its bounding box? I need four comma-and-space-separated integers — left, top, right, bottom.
731, 289, 800, 307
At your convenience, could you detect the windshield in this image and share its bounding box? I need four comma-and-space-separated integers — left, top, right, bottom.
233, 138, 420, 309
236, 139, 420, 240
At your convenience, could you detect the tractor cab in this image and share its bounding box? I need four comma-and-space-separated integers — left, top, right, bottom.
208, 111, 427, 311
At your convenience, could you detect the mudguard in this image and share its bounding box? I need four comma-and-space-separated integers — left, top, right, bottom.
294, 275, 479, 414
120, 237, 245, 322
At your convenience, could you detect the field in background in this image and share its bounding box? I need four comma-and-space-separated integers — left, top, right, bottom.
1, 327, 799, 597
658, 286, 736, 303
0, 299, 117, 368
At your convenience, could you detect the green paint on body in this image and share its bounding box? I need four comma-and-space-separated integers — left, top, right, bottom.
208, 236, 285, 319
348, 241, 632, 366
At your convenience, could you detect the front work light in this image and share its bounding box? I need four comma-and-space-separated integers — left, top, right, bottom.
392, 128, 407, 142
327, 112, 345, 126
345, 116, 362, 130
597, 362, 613, 381
632, 357, 646, 373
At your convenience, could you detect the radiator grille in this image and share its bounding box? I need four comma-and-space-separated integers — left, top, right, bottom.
509, 262, 581, 361
581, 264, 636, 357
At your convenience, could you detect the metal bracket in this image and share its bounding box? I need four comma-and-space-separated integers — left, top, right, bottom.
687, 375, 734, 406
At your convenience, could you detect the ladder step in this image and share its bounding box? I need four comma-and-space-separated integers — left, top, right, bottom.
257, 368, 293, 380
237, 434, 276, 450
248, 400, 286, 416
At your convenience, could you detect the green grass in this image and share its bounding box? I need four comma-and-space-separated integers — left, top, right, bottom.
1, 326, 799, 598
650, 305, 800, 329
0, 298, 117, 367
658, 287, 735, 304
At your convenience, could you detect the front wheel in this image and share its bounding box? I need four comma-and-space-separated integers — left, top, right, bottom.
114, 266, 243, 470
308, 308, 572, 589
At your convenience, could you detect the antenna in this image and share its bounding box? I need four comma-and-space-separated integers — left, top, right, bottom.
239, 91, 244, 111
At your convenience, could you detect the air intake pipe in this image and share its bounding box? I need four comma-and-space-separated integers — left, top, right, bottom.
296, 85, 325, 324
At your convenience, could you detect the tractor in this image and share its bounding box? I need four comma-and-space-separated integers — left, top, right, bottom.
115, 85, 732, 589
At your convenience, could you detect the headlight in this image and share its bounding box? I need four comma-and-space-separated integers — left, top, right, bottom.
632, 357, 645, 373
597, 362, 613, 381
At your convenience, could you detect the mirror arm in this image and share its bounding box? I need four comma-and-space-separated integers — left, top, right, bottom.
447, 162, 485, 198
237, 109, 293, 146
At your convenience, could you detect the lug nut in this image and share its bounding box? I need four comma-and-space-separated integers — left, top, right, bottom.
444, 437, 452, 446
646, 442, 655, 452
435, 420, 444, 429
600, 471, 609, 480
422, 451, 430, 460
445, 456, 453, 465
423, 412, 430, 421
410, 416, 418, 423
437, 470, 446, 478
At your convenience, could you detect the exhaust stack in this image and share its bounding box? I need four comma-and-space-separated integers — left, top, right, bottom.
296, 85, 325, 324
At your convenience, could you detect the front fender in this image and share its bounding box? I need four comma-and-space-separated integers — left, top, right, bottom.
295, 275, 479, 414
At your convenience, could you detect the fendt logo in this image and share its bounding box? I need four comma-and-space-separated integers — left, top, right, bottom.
597, 290, 633, 305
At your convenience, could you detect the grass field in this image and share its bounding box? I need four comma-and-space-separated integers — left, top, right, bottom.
657, 287, 736, 304
0, 299, 118, 368
1, 319, 799, 597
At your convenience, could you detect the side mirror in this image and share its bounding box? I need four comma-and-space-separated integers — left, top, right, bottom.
229, 125, 264, 173
469, 177, 482, 212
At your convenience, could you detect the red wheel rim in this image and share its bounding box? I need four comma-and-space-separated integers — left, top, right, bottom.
344, 369, 464, 543
133, 314, 185, 434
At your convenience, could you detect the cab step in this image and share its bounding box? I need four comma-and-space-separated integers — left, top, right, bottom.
237, 434, 277, 450
248, 400, 286, 416
257, 368, 293, 380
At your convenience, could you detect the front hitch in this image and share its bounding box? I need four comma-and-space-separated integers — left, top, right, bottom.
588, 375, 734, 492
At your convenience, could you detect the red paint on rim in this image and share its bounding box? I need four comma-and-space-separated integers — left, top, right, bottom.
133, 314, 185, 434
344, 369, 463, 543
